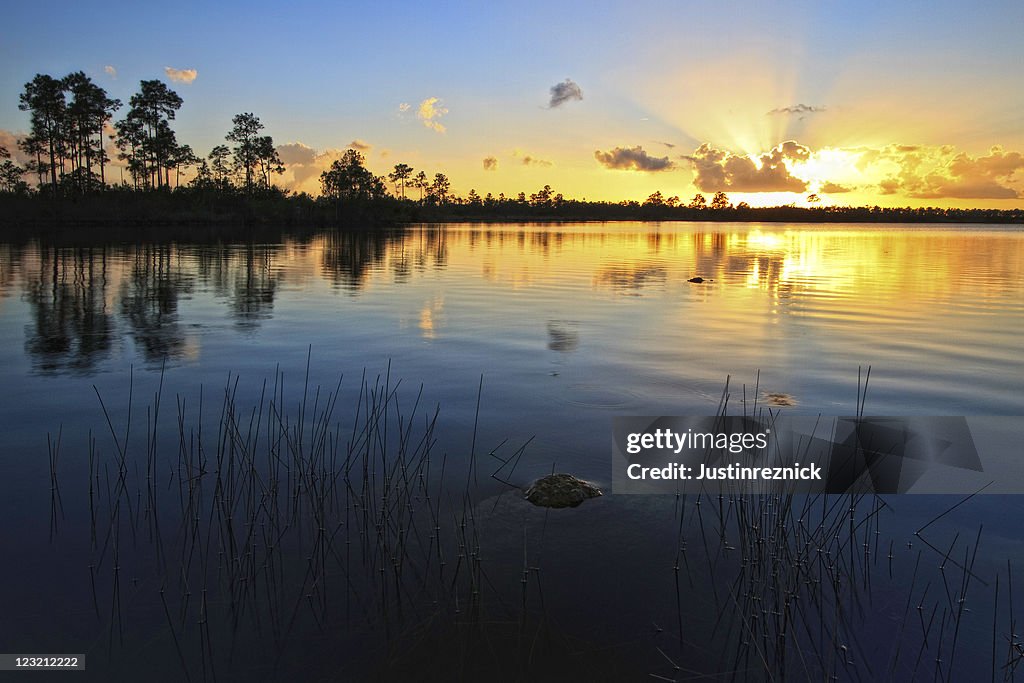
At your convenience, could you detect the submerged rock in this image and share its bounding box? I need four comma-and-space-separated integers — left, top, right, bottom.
524, 473, 603, 508
687, 276, 706, 283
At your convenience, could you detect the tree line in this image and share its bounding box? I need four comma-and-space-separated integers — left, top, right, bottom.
2, 70, 1022, 226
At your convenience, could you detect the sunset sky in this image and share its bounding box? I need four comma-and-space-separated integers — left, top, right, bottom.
1, 0, 1022, 208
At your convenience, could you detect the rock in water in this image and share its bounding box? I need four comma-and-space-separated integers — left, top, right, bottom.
687, 276, 705, 283
524, 473, 603, 508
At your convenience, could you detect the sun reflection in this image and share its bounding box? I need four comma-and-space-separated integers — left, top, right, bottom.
418, 297, 444, 339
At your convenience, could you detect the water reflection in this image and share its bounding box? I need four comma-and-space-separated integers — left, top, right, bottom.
593, 263, 667, 294
120, 245, 194, 361
0, 225, 1019, 413
23, 246, 115, 374
547, 321, 579, 352
230, 245, 280, 329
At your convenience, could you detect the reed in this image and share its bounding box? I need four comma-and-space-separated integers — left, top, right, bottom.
44, 361, 1017, 680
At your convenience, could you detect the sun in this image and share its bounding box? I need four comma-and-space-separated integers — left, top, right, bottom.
787, 148, 867, 194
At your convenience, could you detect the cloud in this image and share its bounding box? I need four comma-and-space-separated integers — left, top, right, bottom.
858, 143, 1023, 199
658, 141, 676, 149
594, 145, 675, 172
879, 178, 901, 195
417, 97, 447, 133
521, 155, 552, 167
548, 79, 583, 108
398, 103, 411, 113
164, 67, 197, 84
483, 156, 498, 171
820, 181, 852, 194
685, 141, 809, 192
511, 149, 553, 167
910, 179, 1019, 199
104, 65, 117, 79
276, 142, 317, 166
767, 104, 825, 116
348, 139, 371, 151
948, 146, 1024, 180
273, 145, 351, 195
0, 130, 25, 163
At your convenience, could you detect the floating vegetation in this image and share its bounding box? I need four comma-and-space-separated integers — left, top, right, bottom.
763, 391, 797, 407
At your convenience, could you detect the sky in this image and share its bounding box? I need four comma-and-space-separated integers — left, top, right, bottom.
1, 0, 1022, 208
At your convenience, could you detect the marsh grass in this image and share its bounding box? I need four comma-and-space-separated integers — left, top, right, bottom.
50, 361, 1022, 681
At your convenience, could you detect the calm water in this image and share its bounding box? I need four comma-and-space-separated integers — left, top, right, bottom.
1, 222, 1022, 679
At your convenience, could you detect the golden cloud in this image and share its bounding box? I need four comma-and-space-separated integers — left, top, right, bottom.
273, 144, 352, 195
856, 144, 1023, 199
164, 67, 197, 84
685, 141, 809, 192
417, 97, 447, 133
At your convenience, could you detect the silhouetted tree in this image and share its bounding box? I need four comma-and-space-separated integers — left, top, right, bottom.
208, 144, 233, 187
644, 190, 664, 206
688, 193, 707, 210
18, 135, 48, 189
429, 173, 451, 205
63, 71, 120, 191
170, 144, 199, 187
321, 148, 385, 202
0, 146, 29, 194
18, 74, 65, 193
254, 136, 284, 190
115, 80, 183, 189
530, 184, 554, 208
710, 191, 730, 210
226, 113, 262, 193
388, 163, 413, 200
412, 170, 428, 203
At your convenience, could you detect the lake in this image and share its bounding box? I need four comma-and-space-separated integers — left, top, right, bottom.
1, 221, 1022, 680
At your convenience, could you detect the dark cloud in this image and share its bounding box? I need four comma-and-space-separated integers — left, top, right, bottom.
684, 141, 809, 192
767, 104, 825, 116
483, 156, 498, 171
879, 178, 901, 195
820, 181, 852, 194
594, 145, 675, 172
548, 79, 583, 108
521, 155, 552, 167
348, 139, 372, 151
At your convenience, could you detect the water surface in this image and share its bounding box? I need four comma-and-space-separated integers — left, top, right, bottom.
1, 221, 1021, 679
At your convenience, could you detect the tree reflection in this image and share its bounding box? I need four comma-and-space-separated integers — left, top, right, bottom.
231, 244, 279, 329
120, 245, 193, 361
547, 321, 579, 352
320, 229, 449, 291
592, 263, 667, 294
23, 245, 115, 373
